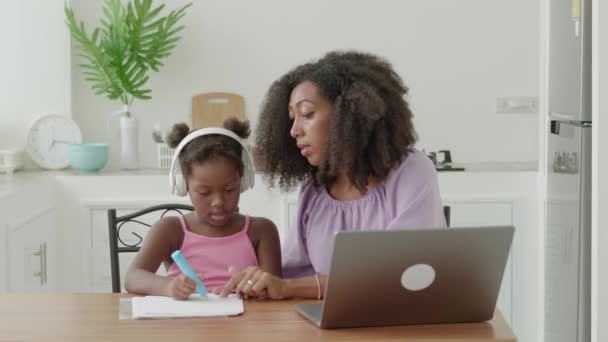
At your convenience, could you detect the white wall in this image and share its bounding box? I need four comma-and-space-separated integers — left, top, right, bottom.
0, 1, 71, 153
592, 0, 606, 340
69, 0, 540, 169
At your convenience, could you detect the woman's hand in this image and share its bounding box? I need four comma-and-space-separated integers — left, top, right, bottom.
166, 273, 204, 300
215, 266, 289, 300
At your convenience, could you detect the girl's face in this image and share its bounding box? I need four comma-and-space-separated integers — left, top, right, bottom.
288, 81, 332, 167
187, 157, 241, 227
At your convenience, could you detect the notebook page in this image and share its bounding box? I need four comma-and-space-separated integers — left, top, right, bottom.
132, 294, 243, 319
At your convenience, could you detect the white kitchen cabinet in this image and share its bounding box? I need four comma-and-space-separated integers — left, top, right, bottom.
0, 174, 59, 293
8, 207, 59, 292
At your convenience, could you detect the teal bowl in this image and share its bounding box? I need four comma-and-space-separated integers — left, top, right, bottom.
67, 144, 109, 173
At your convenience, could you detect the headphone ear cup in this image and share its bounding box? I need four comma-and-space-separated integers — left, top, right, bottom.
173, 166, 188, 197
239, 169, 249, 192
239, 177, 247, 192
175, 173, 187, 196
239, 152, 255, 193
170, 160, 188, 197
239, 174, 251, 192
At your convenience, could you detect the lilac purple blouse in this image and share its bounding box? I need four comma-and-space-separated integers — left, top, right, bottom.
281, 149, 446, 278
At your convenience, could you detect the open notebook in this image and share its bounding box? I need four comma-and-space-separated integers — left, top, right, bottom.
131, 294, 244, 319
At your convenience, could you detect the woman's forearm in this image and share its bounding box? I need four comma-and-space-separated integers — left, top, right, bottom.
124, 269, 171, 296
284, 275, 327, 300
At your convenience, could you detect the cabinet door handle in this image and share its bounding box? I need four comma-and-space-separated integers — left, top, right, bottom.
33, 244, 44, 285
42, 243, 47, 285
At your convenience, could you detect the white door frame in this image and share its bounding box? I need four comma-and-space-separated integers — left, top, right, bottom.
591, 0, 606, 341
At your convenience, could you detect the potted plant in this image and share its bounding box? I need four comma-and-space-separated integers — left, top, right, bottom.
65, 0, 191, 169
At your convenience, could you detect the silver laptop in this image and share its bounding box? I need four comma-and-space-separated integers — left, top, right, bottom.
295, 226, 514, 329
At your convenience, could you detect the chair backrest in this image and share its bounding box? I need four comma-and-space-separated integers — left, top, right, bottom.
443, 205, 451, 227
107, 204, 194, 293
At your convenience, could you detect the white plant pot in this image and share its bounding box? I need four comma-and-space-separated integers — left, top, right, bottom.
120, 116, 139, 169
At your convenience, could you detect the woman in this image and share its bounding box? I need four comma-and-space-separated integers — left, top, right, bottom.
215, 50, 446, 300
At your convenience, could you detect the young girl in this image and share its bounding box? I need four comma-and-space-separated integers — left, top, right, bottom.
124, 118, 282, 300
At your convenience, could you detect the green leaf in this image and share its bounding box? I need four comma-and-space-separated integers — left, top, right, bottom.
65, 0, 191, 102
144, 4, 165, 22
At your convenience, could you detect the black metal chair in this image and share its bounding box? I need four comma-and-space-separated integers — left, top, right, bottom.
443, 205, 451, 227
107, 204, 194, 293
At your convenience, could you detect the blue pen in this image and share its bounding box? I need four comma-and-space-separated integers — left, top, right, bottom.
170, 250, 209, 299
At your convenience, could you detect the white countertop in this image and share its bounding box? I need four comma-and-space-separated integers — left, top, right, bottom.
0, 161, 538, 199
448, 161, 538, 172
55, 160, 538, 176
0, 172, 47, 198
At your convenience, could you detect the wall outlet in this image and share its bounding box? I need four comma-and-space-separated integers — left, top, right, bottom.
496, 96, 538, 114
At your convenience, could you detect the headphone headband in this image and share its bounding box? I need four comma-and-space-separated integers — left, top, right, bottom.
169, 127, 255, 196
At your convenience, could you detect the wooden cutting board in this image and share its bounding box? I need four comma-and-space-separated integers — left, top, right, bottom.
191, 92, 246, 129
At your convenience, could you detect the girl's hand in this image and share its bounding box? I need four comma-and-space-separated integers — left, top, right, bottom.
166, 273, 204, 300
215, 266, 288, 300
213, 266, 244, 297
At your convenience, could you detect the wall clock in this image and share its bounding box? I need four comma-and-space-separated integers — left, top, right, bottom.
26, 114, 82, 169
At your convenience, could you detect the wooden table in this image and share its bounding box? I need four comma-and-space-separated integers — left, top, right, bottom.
0, 294, 516, 341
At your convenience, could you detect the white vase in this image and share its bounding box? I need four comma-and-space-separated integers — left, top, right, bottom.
120, 116, 139, 169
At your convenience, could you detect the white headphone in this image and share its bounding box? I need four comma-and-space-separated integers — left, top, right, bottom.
169, 127, 255, 196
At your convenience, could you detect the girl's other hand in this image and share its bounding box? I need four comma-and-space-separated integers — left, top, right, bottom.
214, 266, 245, 297
166, 273, 204, 300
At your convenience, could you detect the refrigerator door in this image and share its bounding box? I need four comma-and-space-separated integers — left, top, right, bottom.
549, 0, 591, 122
544, 121, 591, 342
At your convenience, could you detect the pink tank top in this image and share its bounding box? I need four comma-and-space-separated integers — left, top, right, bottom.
166, 215, 259, 290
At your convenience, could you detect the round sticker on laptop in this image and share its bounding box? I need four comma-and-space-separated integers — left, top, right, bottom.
400, 264, 435, 291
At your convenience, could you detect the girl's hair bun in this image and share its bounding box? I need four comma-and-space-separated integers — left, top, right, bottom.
166, 122, 190, 148
223, 117, 251, 139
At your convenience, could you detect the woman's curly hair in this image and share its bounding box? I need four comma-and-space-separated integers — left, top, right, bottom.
255, 50, 417, 192
166, 117, 251, 178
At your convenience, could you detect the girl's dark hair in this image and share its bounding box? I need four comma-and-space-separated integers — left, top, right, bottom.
166, 117, 251, 177
255, 50, 417, 192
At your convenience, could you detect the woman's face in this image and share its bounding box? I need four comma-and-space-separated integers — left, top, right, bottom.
288, 81, 333, 167
187, 157, 241, 227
